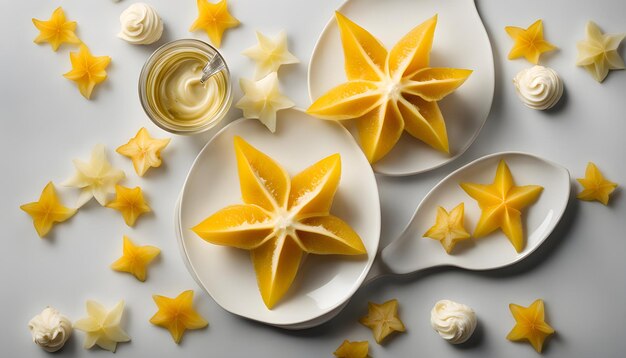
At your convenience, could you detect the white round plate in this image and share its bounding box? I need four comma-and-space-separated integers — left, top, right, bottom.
177, 109, 380, 326
308, 0, 494, 176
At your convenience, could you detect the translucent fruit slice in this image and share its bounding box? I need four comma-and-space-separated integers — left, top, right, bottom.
335, 11, 387, 81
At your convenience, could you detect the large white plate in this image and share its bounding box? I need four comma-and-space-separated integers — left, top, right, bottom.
177, 109, 380, 326
308, 0, 494, 176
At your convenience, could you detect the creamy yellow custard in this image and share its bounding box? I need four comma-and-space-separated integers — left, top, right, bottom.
140, 39, 232, 134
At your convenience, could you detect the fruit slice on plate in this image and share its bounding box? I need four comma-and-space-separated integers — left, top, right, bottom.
192, 137, 367, 309
307, 12, 472, 164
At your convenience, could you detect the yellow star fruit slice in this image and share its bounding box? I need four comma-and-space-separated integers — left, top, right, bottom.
398, 95, 448, 153
32, 7, 81, 51
234, 136, 291, 211
189, 0, 240, 48
355, 100, 405, 164
423, 203, 471, 254
460, 160, 543, 253
150, 290, 208, 344
111, 236, 160, 282
576, 162, 618, 205
507, 299, 555, 353
192, 137, 366, 309
307, 13, 472, 163
106, 185, 151, 227
20, 182, 77, 238
192, 204, 275, 249
576, 22, 625, 82
63, 44, 111, 99
116, 127, 170, 177
505, 19, 557, 65
335, 11, 387, 81
387, 15, 437, 79
334, 339, 369, 358
359, 299, 406, 344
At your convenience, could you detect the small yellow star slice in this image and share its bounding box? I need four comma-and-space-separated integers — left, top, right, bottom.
116, 127, 171, 176
63, 44, 111, 99
189, 0, 240, 48
106, 185, 151, 226
505, 19, 556, 64
423, 203, 471, 254
507, 299, 555, 353
111, 236, 160, 282
577, 162, 617, 205
334, 339, 369, 358
20, 182, 77, 238
32, 7, 81, 51
359, 299, 406, 344
150, 290, 208, 344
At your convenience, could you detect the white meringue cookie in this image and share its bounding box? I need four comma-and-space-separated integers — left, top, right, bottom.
430, 299, 477, 344
28, 307, 72, 352
118, 3, 163, 45
513, 65, 563, 110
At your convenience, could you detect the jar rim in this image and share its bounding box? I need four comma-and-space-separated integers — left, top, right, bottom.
138, 39, 233, 135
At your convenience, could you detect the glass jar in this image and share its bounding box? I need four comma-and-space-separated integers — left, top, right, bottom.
139, 39, 232, 135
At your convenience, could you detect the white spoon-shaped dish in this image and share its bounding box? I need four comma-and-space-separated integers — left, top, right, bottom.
176, 109, 381, 327
381, 152, 571, 274
308, 0, 495, 176
177, 151, 570, 329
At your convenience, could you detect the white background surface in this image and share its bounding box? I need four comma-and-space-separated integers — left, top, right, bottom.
2, 0, 625, 357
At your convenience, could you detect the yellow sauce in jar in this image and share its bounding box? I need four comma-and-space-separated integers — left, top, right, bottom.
140, 40, 232, 134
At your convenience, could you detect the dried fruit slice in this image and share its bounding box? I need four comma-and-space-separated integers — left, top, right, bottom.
192, 204, 274, 249
335, 11, 387, 81
288, 153, 341, 216
234, 136, 290, 211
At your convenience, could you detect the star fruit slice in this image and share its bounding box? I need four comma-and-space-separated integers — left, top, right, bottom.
307, 13, 471, 164
192, 137, 366, 308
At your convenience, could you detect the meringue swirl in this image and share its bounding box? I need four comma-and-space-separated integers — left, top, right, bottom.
118, 3, 163, 45
430, 300, 477, 344
28, 307, 72, 352
513, 65, 563, 110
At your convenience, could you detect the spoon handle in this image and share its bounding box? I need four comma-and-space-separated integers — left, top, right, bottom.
200, 53, 226, 84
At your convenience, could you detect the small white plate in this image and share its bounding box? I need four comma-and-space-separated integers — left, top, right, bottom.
308, 0, 495, 176
177, 109, 380, 326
